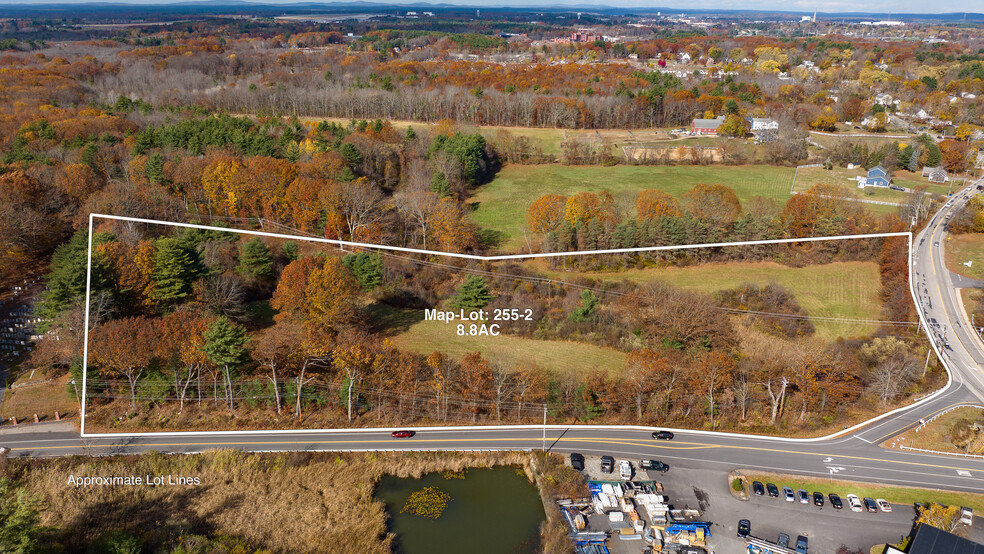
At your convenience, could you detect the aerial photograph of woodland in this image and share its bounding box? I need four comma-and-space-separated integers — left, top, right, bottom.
0, 2, 983, 553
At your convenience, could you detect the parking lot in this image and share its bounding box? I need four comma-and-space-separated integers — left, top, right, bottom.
660, 467, 921, 552
568, 454, 984, 553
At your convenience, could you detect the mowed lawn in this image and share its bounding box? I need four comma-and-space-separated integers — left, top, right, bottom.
472, 164, 797, 250
535, 260, 884, 339
945, 233, 984, 280
792, 166, 954, 217
369, 304, 626, 375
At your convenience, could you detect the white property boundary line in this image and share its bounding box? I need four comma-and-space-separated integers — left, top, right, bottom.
80, 213, 951, 442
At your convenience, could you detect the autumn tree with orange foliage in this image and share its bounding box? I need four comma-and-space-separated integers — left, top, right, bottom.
564, 191, 616, 227
636, 189, 681, 220
429, 197, 477, 253
88, 316, 157, 411
526, 194, 567, 233
303, 256, 360, 337
680, 183, 742, 236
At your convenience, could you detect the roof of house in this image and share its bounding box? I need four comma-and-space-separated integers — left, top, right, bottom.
868, 164, 888, 176
908, 524, 984, 554
692, 116, 725, 128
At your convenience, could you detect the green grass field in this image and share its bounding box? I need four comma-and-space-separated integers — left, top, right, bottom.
533, 260, 883, 339
945, 234, 984, 280
792, 167, 954, 216
742, 470, 984, 513
472, 164, 797, 250
369, 303, 627, 375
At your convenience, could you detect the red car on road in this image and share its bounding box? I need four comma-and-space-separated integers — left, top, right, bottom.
391, 430, 415, 438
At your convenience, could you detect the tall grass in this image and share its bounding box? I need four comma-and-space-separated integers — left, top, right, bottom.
14, 450, 570, 553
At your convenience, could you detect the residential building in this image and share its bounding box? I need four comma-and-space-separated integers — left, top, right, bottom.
922, 166, 948, 183
858, 165, 892, 188
747, 118, 779, 131
691, 116, 725, 135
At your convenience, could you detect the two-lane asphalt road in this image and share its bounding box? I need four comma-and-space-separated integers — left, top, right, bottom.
912, 181, 984, 400
5, 178, 984, 498
7, 422, 984, 495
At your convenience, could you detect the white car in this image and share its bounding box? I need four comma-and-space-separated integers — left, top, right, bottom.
961, 506, 974, 526
618, 460, 632, 480
876, 499, 892, 512
846, 494, 863, 512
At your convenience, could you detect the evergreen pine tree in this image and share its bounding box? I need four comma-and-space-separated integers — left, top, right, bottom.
280, 241, 299, 262
150, 238, 198, 305
341, 252, 383, 290
430, 172, 451, 197
202, 316, 250, 410
80, 143, 99, 171
146, 152, 166, 184
570, 290, 599, 322
237, 238, 274, 280
451, 276, 493, 311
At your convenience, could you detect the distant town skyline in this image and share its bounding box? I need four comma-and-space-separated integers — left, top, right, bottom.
1, 0, 981, 15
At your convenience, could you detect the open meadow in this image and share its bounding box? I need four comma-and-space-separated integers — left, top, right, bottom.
791, 166, 952, 214
471, 164, 797, 250
532, 260, 884, 340
370, 303, 627, 374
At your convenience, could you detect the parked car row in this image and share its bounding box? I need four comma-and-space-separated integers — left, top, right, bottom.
570, 454, 671, 476
751, 481, 891, 514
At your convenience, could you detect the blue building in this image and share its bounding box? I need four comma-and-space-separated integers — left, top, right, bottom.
865, 164, 892, 187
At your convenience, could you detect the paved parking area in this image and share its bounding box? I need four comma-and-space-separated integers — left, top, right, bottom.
663, 467, 931, 553
566, 455, 983, 553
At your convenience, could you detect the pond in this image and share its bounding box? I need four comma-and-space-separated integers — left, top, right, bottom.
374, 465, 547, 554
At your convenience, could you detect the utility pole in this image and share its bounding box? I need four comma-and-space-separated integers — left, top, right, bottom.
542, 404, 547, 452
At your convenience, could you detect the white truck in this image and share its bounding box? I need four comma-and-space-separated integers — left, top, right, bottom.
618, 460, 632, 480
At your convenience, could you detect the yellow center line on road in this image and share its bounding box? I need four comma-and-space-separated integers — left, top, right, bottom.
11, 436, 984, 475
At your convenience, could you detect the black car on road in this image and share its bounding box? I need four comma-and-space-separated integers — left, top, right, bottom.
737, 519, 751, 538
651, 430, 674, 440
570, 453, 584, 471
752, 481, 765, 496
829, 493, 843, 509
766, 483, 779, 497
813, 492, 824, 507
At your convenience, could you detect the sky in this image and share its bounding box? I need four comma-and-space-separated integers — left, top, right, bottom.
2, 0, 981, 14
